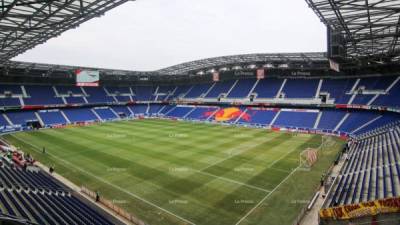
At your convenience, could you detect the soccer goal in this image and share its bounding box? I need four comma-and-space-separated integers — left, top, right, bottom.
299, 148, 319, 168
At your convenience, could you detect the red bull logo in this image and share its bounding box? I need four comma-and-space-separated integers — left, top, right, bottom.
203, 107, 252, 122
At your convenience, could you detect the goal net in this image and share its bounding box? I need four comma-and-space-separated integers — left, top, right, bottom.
299, 148, 319, 168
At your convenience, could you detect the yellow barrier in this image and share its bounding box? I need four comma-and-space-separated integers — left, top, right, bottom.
320, 197, 400, 220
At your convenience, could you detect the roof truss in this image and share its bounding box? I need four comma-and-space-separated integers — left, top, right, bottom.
306, 0, 400, 63
0, 0, 130, 63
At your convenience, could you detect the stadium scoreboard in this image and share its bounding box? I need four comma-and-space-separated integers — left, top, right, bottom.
75, 69, 100, 87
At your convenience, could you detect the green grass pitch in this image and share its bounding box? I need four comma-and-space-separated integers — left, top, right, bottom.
3, 119, 344, 225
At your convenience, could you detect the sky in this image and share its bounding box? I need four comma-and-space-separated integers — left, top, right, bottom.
14, 0, 326, 71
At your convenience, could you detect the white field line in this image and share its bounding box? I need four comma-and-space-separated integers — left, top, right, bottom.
267, 141, 305, 168
234, 166, 300, 225
42, 127, 298, 194
10, 134, 197, 225
199, 138, 274, 172
196, 170, 271, 193
51, 129, 273, 194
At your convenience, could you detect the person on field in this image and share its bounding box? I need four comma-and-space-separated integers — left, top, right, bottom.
42, 147, 46, 154
96, 191, 100, 202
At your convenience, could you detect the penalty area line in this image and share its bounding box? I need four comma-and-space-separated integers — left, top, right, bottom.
234, 166, 299, 225
9, 134, 197, 225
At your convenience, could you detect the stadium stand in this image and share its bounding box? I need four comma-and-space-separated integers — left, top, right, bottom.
227, 79, 255, 98
205, 80, 236, 98
38, 110, 68, 126
325, 124, 400, 206
0, 164, 115, 225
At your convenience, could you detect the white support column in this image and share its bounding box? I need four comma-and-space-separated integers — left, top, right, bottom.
183, 107, 196, 119
350, 79, 361, 93
270, 111, 281, 126
145, 103, 150, 114
247, 79, 260, 98
203, 82, 216, 97
91, 109, 102, 121
315, 79, 323, 98
157, 105, 167, 114
182, 86, 194, 98
3, 114, 13, 126
385, 76, 400, 93
21, 85, 28, 97
60, 110, 71, 124
127, 106, 134, 116
34, 112, 45, 127
276, 79, 287, 98
206, 108, 219, 121
18, 97, 24, 106
234, 109, 248, 124
351, 116, 382, 134
80, 87, 88, 96
347, 94, 357, 104
52, 86, 60, 97
334, 113, 350, 132
109, 107, 120, 118
60, 96, 67, 105
313, 111, 323, 129
367, 94, 380, 106
226, 80, 239, 97
165, 106, 176, 116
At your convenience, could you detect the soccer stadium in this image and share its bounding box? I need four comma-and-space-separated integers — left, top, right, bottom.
0, 1, 399, 225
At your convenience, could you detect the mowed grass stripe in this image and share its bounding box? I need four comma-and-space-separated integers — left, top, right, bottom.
16, 126, 271, 222
50, 123, 286, 192
3, 120, 343, 225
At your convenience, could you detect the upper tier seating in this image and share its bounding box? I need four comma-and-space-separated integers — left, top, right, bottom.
156, 86, 176, 101
372, 81, 400, 108
65, 96, 86, 104
24, 85, 63, 105
320, 79, 355, 104
356, 76, 397, 90
205, 80, 236, 98
185, 83, 212, 98
171, 86, 191, 99
227, 79, 255, 98
282, 79, 318, 98
84, 87, 114, 104
0, 98, 20, 107
56, 86, 84, 95
253, 78, 282, 98
0, 85, 22, 95
134, 86, 153, 101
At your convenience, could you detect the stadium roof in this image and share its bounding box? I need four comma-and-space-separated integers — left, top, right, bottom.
0, 52, 329, 77
306, 0, 400, 63
0, 0, 130, 63
157, 52, 328, 75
